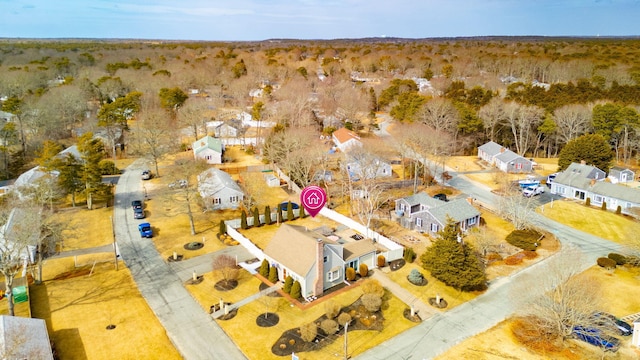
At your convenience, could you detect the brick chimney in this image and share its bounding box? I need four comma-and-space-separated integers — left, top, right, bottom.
313, 238, 324, 297
500, 147, 506, 153
580, 160, 586, 165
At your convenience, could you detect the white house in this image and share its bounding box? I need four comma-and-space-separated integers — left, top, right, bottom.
197, 168, 244, 210
346, 154, 392, 180
608, 166, 635, 183
264, 224, 377, 298
477, 141, 533, 173
332, 128, 362, 153
192, 136, 224, 164
550, 162, 606, 201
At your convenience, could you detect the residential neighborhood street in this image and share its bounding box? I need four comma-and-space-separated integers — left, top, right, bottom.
113, 161, 247, 360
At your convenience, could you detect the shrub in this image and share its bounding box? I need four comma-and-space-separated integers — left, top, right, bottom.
277, 207, 283, 223
601, 201, 607, 210
362, 293, 383, 312
408, 269, 425, 285
607, 253, 627, 265
504, 253, 525, 265
264, 206, 272, 225
403, 247, 416, 263
346, 267, 356, 281
626, 255, 640, 267
597, 257, 617, 269
324, 300, 341, 319
286, 201, 294, 221
240, 210, 248, 229
486, 253, 503, 262
268, 266, 278, 283
616, 205, 622, 214
300, 323, 317, 342
337, 312, 352, 327
290, 281, 302, 299
283, 276, 293, 293
361, 279, 384, 298
320, 319, 338, 335
377, 255, 386, 267
585, 197, 591, 206
259, 259, 270, 277
99, 159, 120, 175
505, 229, 541, 251
219, 220, 227, 235
358, 264, 369, 277
522, 251, 538, 260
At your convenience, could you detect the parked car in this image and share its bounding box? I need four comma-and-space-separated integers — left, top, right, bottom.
133, 207, 145, 219
572, 326, 620, 351
168, 179, 188, 189
132, 200, 143, 210
138, 223, 153, 238
592, 312, 633, 336
141, 170, 152, 180
523, 185, 545, 197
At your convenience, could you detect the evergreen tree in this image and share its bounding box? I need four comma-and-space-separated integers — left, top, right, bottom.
283, 276, 293, 293
286, 201, 294, 221
259, 259, 270, 277
557, 133, 613, 172
219, 220, 227, 235
240, 210, 248, 229
290, 281, 302, 299
264, 205, 272, 225
420, 218, 487, 292
252, 207, 260, 227
277, 206, 283, 223
77, 132, 105, 210
268, 266, 278, 283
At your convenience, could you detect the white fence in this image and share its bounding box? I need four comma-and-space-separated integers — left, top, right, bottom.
226, 225, 265, 261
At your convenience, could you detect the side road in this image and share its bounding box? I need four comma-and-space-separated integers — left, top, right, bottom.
113, 161, 247, 360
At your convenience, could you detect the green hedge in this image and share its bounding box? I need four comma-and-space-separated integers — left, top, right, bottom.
505, 229, 542, 251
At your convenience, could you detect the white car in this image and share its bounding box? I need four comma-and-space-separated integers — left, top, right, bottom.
523, 185, 545, 197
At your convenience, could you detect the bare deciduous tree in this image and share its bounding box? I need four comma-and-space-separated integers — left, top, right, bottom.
478, 97, 506, 142
212, 254, 239, 283
130, 106, 178, 177
553, 104, 592, 145
496, 180, 536, 230
177, 99, 209, 143
504, 102, 544, 156
417, 97, 458, 134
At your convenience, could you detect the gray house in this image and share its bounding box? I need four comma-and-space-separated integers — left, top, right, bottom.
552, 162, 640, 214
197, 168, 244, 210
0, 316, 53, 360
395, 193, 480, 235
550, 162, 606, 201
477, 141, 533, 173
608, 166, 635, 183
263, 224, 377, 298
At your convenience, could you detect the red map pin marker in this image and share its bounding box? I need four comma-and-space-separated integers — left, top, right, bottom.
300, 185, 327, 217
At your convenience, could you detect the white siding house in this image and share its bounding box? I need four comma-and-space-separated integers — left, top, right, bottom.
192, 136, 224, 164
197, 168, 243, 210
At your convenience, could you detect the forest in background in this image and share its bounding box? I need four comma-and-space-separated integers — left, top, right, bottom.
1, 36, 640, 182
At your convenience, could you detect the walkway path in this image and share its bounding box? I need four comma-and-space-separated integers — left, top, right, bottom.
168, 245, 254, 282
211, 283, 280, 319
370, 270, 434, 320
114, 160, 247, 360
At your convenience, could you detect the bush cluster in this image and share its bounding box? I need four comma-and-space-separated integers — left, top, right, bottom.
346, 267, 356, 281
597, 257, 617, 269
506, 229, 542, 251
607, 253, 627, 265
403, 247, 416, 263
504, 252, 526, 265
377, 255, 386, 267
358, 264, 369, 277
407, 269, 425, 285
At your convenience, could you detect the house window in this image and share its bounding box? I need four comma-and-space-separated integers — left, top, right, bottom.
229, 196, 238, 203
430, 223, 439, 232
205, 155, 212, 160
416, 218, 423, 227
213, 198, 221, 205
468, 217, 477, 225
594, 195, 603, 203
557, 186, 565, 194
327, 268, 340, 281
323, 256, 327, 263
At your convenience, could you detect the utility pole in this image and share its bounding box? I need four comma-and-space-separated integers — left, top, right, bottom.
111, 216, 119, 270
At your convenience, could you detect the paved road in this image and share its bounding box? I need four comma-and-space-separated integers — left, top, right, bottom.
114, 161, 247, 360
354, 167, 628, 360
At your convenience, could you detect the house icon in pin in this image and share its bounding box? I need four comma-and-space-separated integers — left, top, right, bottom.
306, 192, 320, 206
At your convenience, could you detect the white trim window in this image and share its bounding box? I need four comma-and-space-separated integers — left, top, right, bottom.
327, 268, 340, 281
416, 218, 423, 227
430, 223, 439, 232
213, 198, 221, 205
468, 217, 477, 225
229, 196, 239, 203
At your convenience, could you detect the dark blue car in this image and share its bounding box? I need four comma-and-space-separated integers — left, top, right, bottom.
572, 326, 620, 352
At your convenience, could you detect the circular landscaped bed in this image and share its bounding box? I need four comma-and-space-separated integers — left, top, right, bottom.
256, 313, 280, 327
215, 279, 238, 291
429, 297, 448, 309
403, 308, 422, 323
184, 242, 204, 250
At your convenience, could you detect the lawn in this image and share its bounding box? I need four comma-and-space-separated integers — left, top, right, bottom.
539, 199, 640, 244
436, 265, 640, 360
239, 215, 343, 251
206, 280, 417, 360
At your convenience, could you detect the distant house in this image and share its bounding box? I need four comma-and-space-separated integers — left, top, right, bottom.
312, 170, 333, 183
332, 128, 361, 153
192, 136, 224, 164
394, 193, 480, 235
550, 162, 606, 201
608, 166, 635, 183
263, 224, 377, 298
213, 121, 242, 138
346, 154, 392, 180
477, 141, 533, 173
197, 168, 243, 210
551, 162, 640, 214
0, 316, 54, 360
12, 145, 81, 197
0, 208, 40, 264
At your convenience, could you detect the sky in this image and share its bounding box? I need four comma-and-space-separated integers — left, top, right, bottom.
2, 0, 640, 41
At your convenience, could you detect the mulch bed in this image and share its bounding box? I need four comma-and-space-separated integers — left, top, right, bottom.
184, 242, 204, 250
185, 276, 204, 285
167, 254, 183, 262
389, 259, 406, 271
271, 297, 384, 356
407, 277, 428, 286
429, 297, 448, 309
402, 308, 422, 323
256, 313, 280, 327
214, 279, 238, 291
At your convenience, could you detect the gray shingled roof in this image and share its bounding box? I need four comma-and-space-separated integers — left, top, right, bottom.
478, 141, 503, 157
591, 181, 640, 203
426, 198, 480, 225
494, 149, 526, 163
197, 168, 242, 196
401, 192, 442, 208
554, 162, 604, 189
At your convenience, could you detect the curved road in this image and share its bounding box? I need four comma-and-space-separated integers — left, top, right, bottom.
354, 168, 628, 360
114, 160, 247, 360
